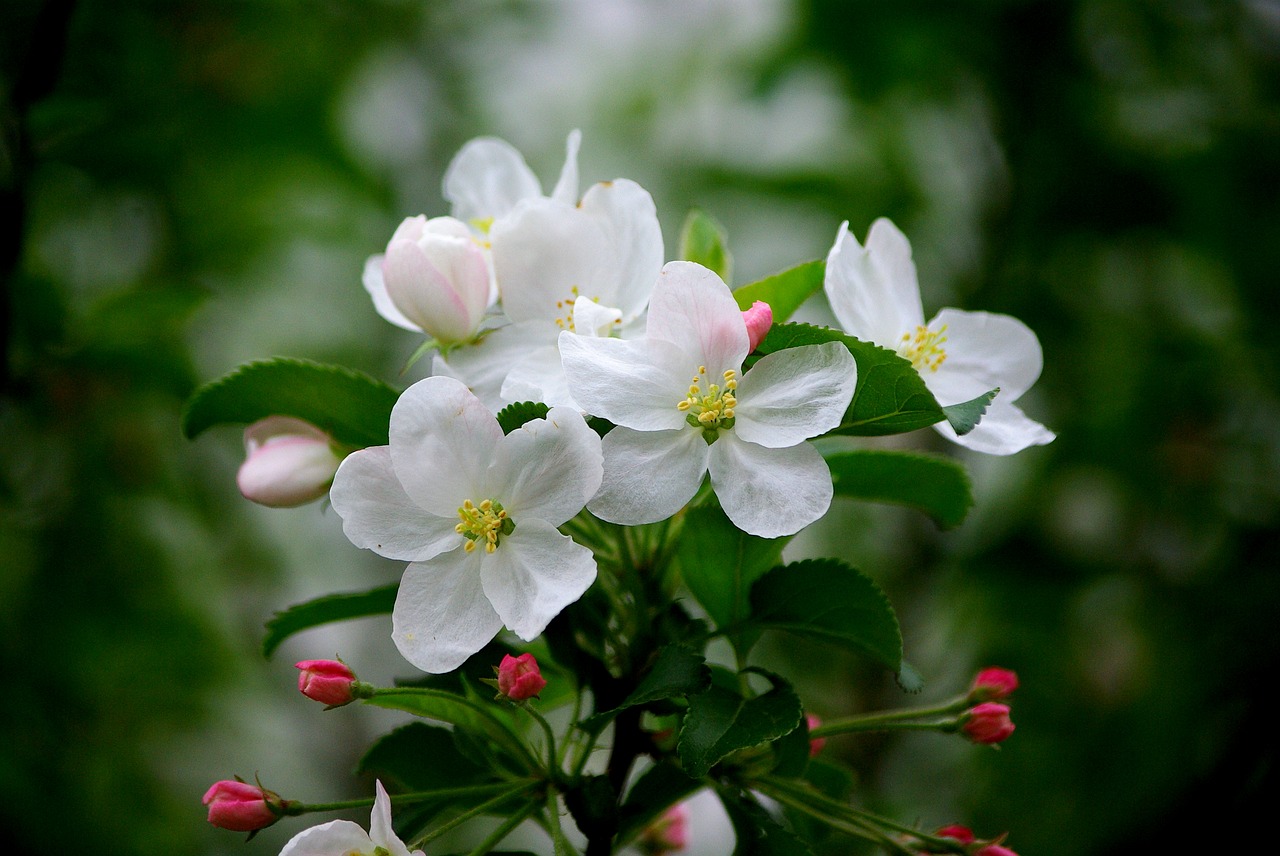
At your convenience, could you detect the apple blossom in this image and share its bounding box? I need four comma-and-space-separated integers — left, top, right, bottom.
824, 218, 1055, 455
742, 300, 773, 352
202, 779, 285, 832
560, 261, 856, 538
376, 215, 492, 345
328, 375, 603, 673
496, 652, 547, 701
279, 781, 423, 856
444, 129, 582, 233
639, 803, 690, 854
236, 416, 342, 508
296, 659, 366, 707
962, 702, 1016, 744
970, 667, 1019, 701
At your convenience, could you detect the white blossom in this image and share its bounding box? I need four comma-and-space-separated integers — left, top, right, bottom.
279, 781, 422, 856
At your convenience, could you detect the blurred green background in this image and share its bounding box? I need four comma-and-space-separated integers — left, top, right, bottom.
3, 1, 1278, 854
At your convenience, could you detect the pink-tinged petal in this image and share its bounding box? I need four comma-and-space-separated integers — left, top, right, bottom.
433, 320, 555, 412
388, 377, 503, 516
929, 308, 1044, 402
383, 230, 490, 344
645, 262, 750, 379
708, 436, 833, 538
393, 548, 503, 673
550, 129, 582, 205
824, 219, 925, 347
559, 334, 690, 431
481, 519, 597, 640
577, 179, 664, 320
329, 447, 460, 561
742, 301, 773, 352
237, 433, 341, 508
443, 137, 542, 227
734, 342, 856, 448
933, 398, 1055, 456
363, 254, 420, 332
487, 407, 603, 527
589, 427, 710, 525
279, 820, 373, 856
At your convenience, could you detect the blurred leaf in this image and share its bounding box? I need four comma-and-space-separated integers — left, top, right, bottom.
733, 260, 824, 324
182, 358, 399, 448
678, 667, 803, 778
581, 645, 711, 733
564, 775, 618, 845
718, 788, 814, 856
677, 504, 789, 657
747, 560, 903, 675
679, 208, 733, 283
942, 388, 999, 435
755, 323, 944, 436
496, 401, 550, 435
825, 449, 973, 529
358, 722, 489, 790
262, 583, 397, 658
770, 713, 813, 779
617, 763, 703, 847
365, 689, 535, 772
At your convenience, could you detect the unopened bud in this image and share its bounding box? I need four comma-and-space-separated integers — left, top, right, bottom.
496, 653, 546, 701
805, 713, 826, 757
976, 846, 1019, 856
202, 779, 285, 832
742, 300, 773, 352
296, 659, 363, 707
962, 702, 1016, 744
237, 417, 342, 507
969, 667, 1019, 702
934, 825, 975, 844
639, 803, 689, 854
383, 215, 491, 344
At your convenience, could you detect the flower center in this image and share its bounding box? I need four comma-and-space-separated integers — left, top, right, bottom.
455, 499, 515, 553
677, 366, 737, 443
898, 324, 948, 373
553, 286, 608, 332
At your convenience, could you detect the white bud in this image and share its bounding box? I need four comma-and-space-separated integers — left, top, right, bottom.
236, 417, 342, 508
382, 215, 491, 345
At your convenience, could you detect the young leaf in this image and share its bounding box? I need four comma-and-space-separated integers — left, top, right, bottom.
182, 357, 400, 448
824, 449, 973, 529
677, 667, 803, 779
747, 560, 904, 676
365, 689, 536, 772
754, 323, 944, 436
262, 583, 397, 658
580, 645, 711, 733
496, 401, 551, 435
679, 209, 733, 284
942, 388, 999, 435
732, 260, 824, 324
718, 788, 814, 856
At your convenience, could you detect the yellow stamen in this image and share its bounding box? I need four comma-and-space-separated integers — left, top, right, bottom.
898, 324, 949, 373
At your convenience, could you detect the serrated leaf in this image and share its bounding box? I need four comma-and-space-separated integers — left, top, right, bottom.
581, 645, 711, 733
679, 209, 733, 283
365, 689, 536, 772
496, 401, 550, 435
825, 449, 973, 529
182, 358, 400, 448
732, 260, 824, 324
262, 583, 398, 658
358, 722, 489, 791
677, 504, 789, 658
616, 763, 703, 848
677, 667, 803, 779
754, 323, 944, 436
770, 713, 813, 779
747, 560, 903, 675
718, 788, 814, 856
942, 388, 999, 435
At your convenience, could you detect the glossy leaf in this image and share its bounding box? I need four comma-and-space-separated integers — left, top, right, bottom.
825, 449, 973, 529
942, 388, 999, 435
496, 401, 550, 435
581, 645, 711, 733
719, 788, 814, 856
679, 208, 733, 284
357, 722, 489, 791
677, 667, 803, 779
262, 583, 397, 658
365, 689, 536, 772
732, 260, 824, 324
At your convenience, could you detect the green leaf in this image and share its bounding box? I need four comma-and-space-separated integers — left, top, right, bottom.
357, 722, 489, 791
747, 560, 904, 675
677, 504, 789, 657
677, 667, 804, 779
262, 583, 398, 658
580, 645, 711, 733
718, 788, 814, 856
942, 388, 999, 435
616, 763, 703, 848
769, 713, 813, 779
564, 775, 618, 844
182, 357, 400, 448
365, 689, 536, 772
754, 323, 944, 436
679, 209, 733, 284
496, 401, 550, 435
825, 449, 973, 529
732, 260, 824, 324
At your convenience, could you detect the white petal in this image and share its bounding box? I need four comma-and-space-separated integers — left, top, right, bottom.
933, 398, 1055, 455
369, 781, 416, 856
550, 128, 582, 205
645, 262, 749, 379
734, 342, 857, 448
481, 519, 597, 640
443, 137, 542, 227
329, 447, 460, 561
487, 407, 603, 527
559, 333, 690, 431
279, 820, 373, 856
577, 179, 664, 320
929, 308, 1044, 402
388, 377, 502, 516
588, 427, 710, 525
823, 219, 925, 347
433, 321, 555, 412
708, 436, 833, 538
393, 548, 503, 673
363, 254, 421, 332
499, 342, 576, 409
383, 233, 489, 344
572, 295, 624, 338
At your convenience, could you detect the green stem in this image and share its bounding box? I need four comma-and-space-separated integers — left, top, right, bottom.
545, 786, 575, 856
811, 699, 969, 736
287, 782, 531, 815
412, 781, 539, 848
465, 799, 539, 856
760, 786, 913, 854
522, 702, 561, 776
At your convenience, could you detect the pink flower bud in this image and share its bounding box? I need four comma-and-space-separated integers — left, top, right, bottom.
935, 825, 975, 844
805, 713, 826, 757
496, 653, 546, 701
970, 667, 1019, 701
742, 300, 773, 352
962, 702, 1016, 744
976, 846, 1019, 856
383, 215, 491, 344
639, 803, 689, 853
202, 780, 283, 832
236, 417, 342, 508
296, 659, 358, 707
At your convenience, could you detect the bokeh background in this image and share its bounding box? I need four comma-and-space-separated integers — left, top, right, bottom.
3, 1, 1278, 854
